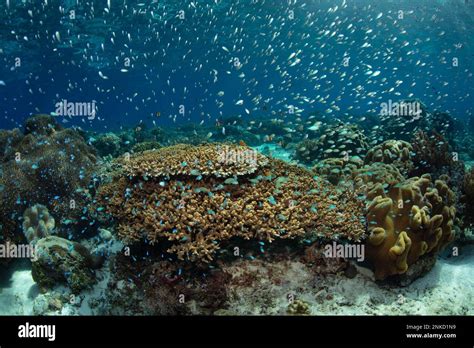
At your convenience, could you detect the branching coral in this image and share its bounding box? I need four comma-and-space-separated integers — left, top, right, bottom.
96, 144, 365, 263
365, 174, 456, 280
462, 168, 474, 224
121, 143, 269, 178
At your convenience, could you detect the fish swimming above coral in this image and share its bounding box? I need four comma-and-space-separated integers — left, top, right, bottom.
0, 1, 473, 345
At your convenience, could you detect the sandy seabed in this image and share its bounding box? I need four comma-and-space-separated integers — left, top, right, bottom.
1, 244, 472, 316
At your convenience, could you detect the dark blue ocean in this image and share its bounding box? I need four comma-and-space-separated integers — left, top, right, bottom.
1, 0, 473, 131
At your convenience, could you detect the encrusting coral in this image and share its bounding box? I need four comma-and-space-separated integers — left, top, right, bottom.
20, 205, 102, 292
364, 174, 456, 280
351, 162, 405, 190
32, 236, 101, 293
96, 143, 366, 263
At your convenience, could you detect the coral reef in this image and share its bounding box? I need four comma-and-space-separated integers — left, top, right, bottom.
32, 236, 100, 293
131, 141, 161, 153
20, 204, 101, 293
22, 204, 55, 244
121, 143, 269, 178
461, 168, 474, 229
351, 163, 405, 190
294, 122, 368, 164
364, 140, 414, 176
365, 174, 456, 280
24, 114, 63, 136
92, 132, 122, 157
379, 99, 430, 141
293, 139, 321, 165
410, 130, 465, 215
0, 128, 24, 159
96, 143, 365, 263
0, 115, 97, 241
313, 156, 363, 185
411, 130, 458, 176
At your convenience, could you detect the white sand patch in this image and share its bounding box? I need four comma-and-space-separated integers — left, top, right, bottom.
225, 246, 474, 315
0, 269, 38, 315
1, 245, 472, 315
310, 246, 474, 315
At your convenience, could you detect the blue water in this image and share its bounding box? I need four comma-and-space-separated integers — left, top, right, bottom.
0, 0, 473, 132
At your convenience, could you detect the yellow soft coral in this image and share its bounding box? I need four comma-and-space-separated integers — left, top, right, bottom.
365, 174, 456, 279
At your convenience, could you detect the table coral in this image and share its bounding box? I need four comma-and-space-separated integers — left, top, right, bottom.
96, 143, 366, 263
121, 143, 269, 178
365, 174, 456, 280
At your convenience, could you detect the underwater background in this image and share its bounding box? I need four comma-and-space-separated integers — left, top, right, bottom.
0, 0, 473, 315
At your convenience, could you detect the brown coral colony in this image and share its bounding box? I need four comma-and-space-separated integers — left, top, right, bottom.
97, 143, 365, 263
